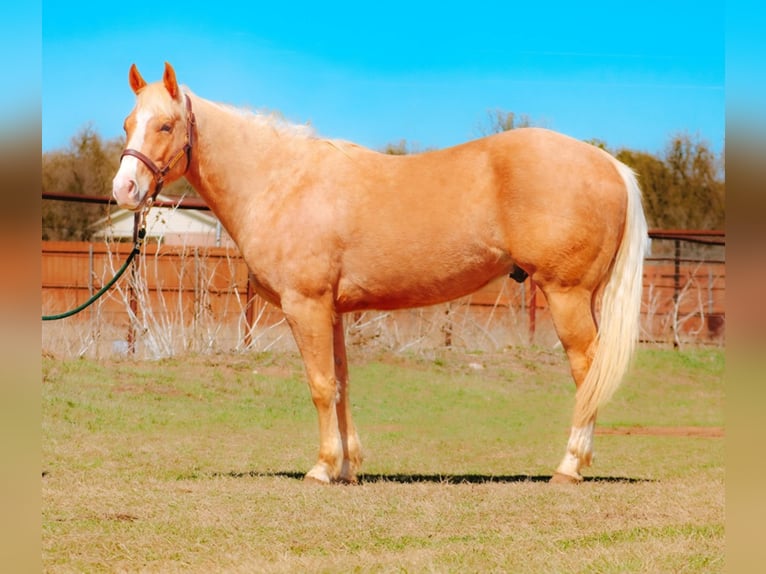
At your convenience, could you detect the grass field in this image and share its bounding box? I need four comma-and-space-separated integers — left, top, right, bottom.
42, 346, 724, 573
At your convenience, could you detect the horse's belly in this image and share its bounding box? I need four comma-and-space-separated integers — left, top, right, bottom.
335, 251, 513, 312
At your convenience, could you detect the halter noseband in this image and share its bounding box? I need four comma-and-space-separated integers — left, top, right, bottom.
121, 93, 196, 207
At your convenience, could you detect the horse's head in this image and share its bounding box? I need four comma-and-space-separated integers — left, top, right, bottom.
112, 62, 195, 211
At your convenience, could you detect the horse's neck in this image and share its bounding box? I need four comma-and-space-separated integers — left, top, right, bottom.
187, 96, 289, 191
184, 95, 307, 238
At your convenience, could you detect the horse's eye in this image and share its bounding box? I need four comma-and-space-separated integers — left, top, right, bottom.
160, 123, 173, 133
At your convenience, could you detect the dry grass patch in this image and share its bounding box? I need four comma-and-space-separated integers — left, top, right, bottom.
43, 347, 723, 572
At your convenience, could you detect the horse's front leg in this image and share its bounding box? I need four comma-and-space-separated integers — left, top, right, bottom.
333, 316, 363, 483
282, 291, 344, 484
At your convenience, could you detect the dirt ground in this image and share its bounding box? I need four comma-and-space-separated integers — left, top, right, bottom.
596, 426, 724, 438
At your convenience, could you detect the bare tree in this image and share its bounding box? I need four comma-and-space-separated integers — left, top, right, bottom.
617, 133, 724, 231
476, 109, 538, 136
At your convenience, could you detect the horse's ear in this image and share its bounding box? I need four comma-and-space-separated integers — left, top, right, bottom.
128, 63, 147, 94
163, 62, 182, 101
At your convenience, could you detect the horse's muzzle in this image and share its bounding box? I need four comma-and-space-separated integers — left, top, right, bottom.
112, 174, 144, 211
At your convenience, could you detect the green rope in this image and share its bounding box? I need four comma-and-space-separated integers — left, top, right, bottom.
42, 229, 146, 321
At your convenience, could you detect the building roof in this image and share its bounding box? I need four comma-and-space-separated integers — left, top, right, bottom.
91, 195, 233, 246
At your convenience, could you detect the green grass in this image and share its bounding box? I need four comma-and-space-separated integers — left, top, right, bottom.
42, 347, 724, 572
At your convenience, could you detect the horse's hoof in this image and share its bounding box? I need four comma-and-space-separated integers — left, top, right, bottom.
304, 464, 332, 484
336, 460, 359, 485
549, 471, 583, 484
304, 474, 330, 485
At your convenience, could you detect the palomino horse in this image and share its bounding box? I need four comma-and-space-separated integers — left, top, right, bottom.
113, 62, 648, 484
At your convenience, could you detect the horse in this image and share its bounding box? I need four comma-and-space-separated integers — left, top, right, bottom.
112, 62, 649, 484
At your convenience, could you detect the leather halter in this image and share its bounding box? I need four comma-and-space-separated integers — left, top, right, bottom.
120, 93, 196, 207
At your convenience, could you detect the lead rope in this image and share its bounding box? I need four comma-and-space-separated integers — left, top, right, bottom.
45, 95, 194, 322
42, 211, 148, 321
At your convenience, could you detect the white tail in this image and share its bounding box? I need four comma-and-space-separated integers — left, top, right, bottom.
573, 159, 650, 426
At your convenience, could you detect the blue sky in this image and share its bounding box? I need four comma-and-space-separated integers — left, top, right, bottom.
42, 1, 724, 155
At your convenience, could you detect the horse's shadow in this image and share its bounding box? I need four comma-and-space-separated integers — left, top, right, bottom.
212, 470, 651, 484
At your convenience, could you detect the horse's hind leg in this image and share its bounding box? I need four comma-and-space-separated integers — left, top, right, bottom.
543, 286, 599, 483
282, 292, 343, 484
333, 316, 363, 483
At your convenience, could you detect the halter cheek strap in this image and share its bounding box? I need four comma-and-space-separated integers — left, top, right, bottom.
121, 94, 196, 205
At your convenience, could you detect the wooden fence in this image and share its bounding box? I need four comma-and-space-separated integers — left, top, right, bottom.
41, 232, 725, 358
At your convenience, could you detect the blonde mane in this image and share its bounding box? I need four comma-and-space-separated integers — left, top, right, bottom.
184, 87, 316, 140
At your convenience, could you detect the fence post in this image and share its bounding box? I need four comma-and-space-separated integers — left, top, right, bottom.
245, 271, 255, 348
88, 243, 94, 322
672, 239, 681, 349
528, 278, 536, 344
127, 212, 140, 354
443, 304, 453, 347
